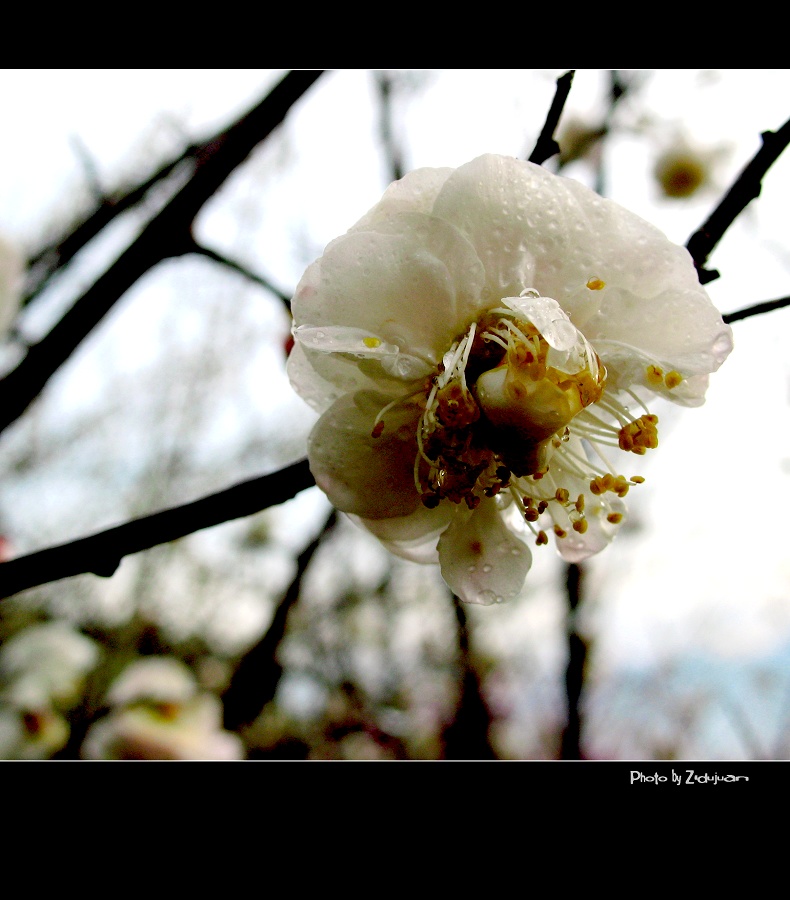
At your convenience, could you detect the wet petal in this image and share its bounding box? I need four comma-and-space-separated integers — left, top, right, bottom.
438, 500, 531, 605
291, 215, 487, 366
350, 166, 455, 231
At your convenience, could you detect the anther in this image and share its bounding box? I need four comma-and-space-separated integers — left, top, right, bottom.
664, 371, 683, 389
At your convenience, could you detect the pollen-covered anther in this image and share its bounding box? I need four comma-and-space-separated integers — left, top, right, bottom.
586, 277, 606, 291
553, 525, 567, 539
590, 473, 630, 497
555, 488, 570, 503
536, 530, 549, 546
572, 518, 588, 534
607, 512, 624, 524
664, 370, 683, 389
618, 414, 659, 454
371, 420, 385, 438
646, 364, 664, 387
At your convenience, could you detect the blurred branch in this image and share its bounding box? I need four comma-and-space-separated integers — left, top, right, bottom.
441, 594, 497, 759
189, 240, 292, 309
222, 509, 338, 731
24, 145, 198, 306
687, 116, 790, 284
0, 458, 315, 600
528, 70, 575, 166
375, 71, 405, 182
723, 295, 790, 324
0, 69, 324, 438
560, 562, 586, 760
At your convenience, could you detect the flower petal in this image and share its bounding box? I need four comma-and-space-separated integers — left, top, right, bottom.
351, 501, 455, 564
291, 215, 487, 368
438, 500, 532, 605
308, 391, 421, 519
350, 166, 455, 231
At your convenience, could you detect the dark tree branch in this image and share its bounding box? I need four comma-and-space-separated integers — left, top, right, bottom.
723, 295, 790, 324
560, 562, 586, 760
189, 241, 292, 309
441, 594, 497, 760
0, 458, 315, 600
528, 70, 575, 166
687, 116, 790, 284
0, 70, 324, 437
223, 509, 338, 732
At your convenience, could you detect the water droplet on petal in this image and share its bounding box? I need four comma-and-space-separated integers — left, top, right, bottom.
468, 565, 477, 573
478, 590, 498, 606
482, 564, 492, 573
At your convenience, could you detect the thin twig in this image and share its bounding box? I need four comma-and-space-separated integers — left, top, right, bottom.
528, 70, 575, 166
0, 458, 315, 600
723, 295, 790, 324
189, 241, 292, 309
375, 71, 405, 183
687, 116, 790, 284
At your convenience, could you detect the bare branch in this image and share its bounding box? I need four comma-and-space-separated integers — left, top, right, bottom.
687, 116, 790, 284
222, 509, 338, 731
528, 70, 575, 166
723, 295, 790, 324
0, 70, 324, 438
0, 458, 315, 600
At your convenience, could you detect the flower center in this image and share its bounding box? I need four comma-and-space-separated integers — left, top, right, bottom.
389, 290, 658, 545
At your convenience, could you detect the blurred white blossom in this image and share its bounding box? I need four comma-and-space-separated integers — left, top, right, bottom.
653, 138, 730, 200
0, 621, 100, 759
289, 154, 732, 604
82, 657, 243, 760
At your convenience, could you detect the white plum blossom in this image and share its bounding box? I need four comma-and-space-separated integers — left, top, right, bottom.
82, 657, 243, 761
288, 154, 733, 605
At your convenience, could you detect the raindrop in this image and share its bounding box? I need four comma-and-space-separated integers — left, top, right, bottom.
468, 565, 477, 573
482, 564, 492, 573
478, 590, 498, 606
